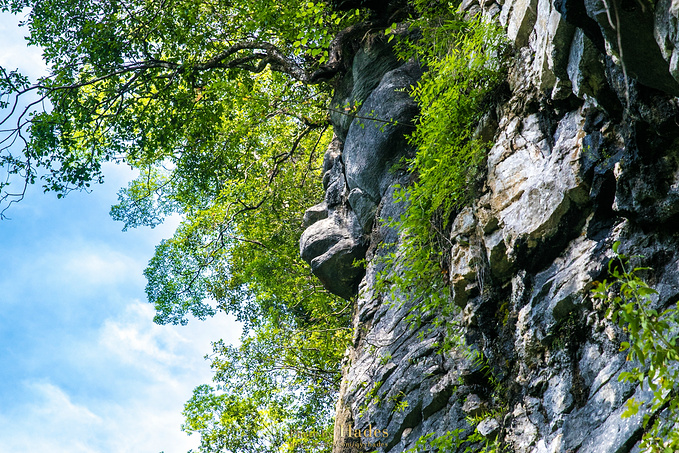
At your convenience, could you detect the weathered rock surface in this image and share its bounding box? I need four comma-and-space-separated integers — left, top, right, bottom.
300, 47, 420, 300
343, 61, 421, 202
301, 0, 679, 451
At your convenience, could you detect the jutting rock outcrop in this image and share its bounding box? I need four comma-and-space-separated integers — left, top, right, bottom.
300, 1, 679, 452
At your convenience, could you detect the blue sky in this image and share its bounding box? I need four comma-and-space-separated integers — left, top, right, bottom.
0, 12, 242, 453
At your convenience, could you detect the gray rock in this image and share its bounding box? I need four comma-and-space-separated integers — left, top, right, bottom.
299, 209, 367, 300
450, 241, 483, 307
568, 28, 606, 99
559, 365, 638, 451
323, 136, 343, 176
462, 394, 487, 417
330, 36, 402, 142
655, 0, 679, 84
584, 0, 679, 95
507, 402, 539, 452
343, 61, 421, 202
477, 417, 501, 440
543, 373, 574, 418
577, 385, 655, 453
348, 188, 378, 233
612, 145, 679, 225
485, 109, 589, 272
451, 207, 477, 238
303, 202, 328, 227
531, 0, 575, 91
528, 237, 604, 328
324, 155, 347, 208
501, 0, 539, 46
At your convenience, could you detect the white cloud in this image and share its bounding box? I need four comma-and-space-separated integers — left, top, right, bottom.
101, 303, 185, 365
0, 303, 242, 453
27, 381, 102, 424
0, 242, 147, 310
62, 248, 144, 287
0, 10, 47, 79
0, 381, 104, 453
0, 379, 194, 453
98, 301, 240, 381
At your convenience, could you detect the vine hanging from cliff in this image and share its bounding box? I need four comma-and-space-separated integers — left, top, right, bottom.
379, 2, 508, 341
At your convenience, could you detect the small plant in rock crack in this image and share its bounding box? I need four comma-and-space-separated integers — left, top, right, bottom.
404, 425, 505, 453
389, 391, 409, 413
591, 241, 679, 452
359, 380, 384, 416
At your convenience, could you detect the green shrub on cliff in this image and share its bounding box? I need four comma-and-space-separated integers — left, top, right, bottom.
0, 0, 362, 451
592, 243, 679, 452
381, 3, 507, 335
404, 14, 506, 216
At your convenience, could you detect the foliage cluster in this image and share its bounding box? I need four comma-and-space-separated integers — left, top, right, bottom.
0, 0, 509, 451
0, 1, 364, 451
591, 242, 679, 452
405, 426, 504, 453
379, 1, 507, 344
0, 0, 358, 211
183, 321, 348, 453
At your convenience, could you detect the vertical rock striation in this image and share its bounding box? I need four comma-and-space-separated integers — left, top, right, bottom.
300, 1, 679, 452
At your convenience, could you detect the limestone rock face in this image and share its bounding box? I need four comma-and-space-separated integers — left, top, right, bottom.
300, 137, 368, 300
343, 61, 421, 202
299, 47, 420, 300
301, 0, 679, 451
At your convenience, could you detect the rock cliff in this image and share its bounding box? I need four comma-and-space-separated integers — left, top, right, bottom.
300, 1, 679, 452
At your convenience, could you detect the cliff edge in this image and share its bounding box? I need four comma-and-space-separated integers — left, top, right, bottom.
301, 1, 679, 451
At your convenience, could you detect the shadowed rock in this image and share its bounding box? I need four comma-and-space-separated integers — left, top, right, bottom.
300, 56, 421, 300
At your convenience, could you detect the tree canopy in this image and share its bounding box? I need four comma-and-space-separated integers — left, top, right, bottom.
0, 0, 503, 451
0, 0, 368, 451
0, 0, 360, 207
